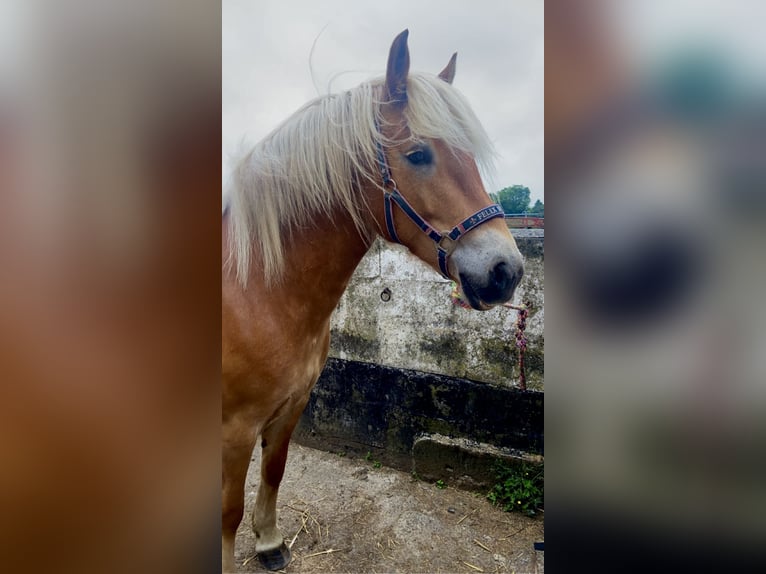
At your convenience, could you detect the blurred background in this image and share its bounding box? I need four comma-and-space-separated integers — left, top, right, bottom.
0, 1, 220, 573
546, 0, 766, 571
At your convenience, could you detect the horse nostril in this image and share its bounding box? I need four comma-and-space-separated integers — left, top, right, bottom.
490, 261, 511, 292
491, 260, 524, 294
475, 260, 522, 305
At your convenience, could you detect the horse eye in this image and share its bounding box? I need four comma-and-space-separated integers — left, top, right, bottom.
405, 148, 432, 166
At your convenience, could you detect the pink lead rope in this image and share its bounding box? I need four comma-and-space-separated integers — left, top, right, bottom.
450, 282, 530, 390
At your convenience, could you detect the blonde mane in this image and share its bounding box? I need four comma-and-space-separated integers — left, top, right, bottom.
225, 72, 496, 286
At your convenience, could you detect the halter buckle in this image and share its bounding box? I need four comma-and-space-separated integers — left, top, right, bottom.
436, 234, 458, 255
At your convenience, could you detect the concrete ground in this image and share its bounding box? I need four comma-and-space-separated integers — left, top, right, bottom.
234, 444, 544, 573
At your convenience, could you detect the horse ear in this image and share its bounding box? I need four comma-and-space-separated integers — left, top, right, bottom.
438, 52, 457, 84
385, 29, 410, 107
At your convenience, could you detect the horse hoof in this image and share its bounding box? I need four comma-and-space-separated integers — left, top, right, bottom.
258, 542, 292, 571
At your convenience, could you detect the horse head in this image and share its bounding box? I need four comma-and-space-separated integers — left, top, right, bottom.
373, 30, 524, 310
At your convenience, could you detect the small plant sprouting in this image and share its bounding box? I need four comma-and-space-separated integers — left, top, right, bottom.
435, 479, 447, 490
365, 451, 382, 468
487, 461, 543, 517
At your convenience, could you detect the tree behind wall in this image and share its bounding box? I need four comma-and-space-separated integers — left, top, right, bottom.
491, 185, 531, 214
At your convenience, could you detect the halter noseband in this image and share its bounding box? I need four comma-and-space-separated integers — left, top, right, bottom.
374, 126, 505, 279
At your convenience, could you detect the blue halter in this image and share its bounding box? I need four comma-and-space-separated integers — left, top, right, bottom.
374, 129, 505, 279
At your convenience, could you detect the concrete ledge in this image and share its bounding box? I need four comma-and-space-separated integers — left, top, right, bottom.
294, 358, 543, 487
412, 434, 543, 491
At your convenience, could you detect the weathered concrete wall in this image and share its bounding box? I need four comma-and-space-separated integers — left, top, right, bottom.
295, 358, 543, 490
330, 229, 544, 390
296, 230, 544, 487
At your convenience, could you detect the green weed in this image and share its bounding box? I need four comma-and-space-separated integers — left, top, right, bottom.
487, 461, 543, 517
365, 451, 382, 469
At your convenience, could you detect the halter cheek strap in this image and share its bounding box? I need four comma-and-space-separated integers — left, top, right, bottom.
374, 127, 505, 279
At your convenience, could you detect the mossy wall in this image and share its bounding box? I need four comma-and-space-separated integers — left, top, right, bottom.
330, 229, 544, 390
295, 358, 544, 476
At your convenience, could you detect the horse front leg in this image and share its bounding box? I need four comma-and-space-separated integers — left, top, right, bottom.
252, 395, 309, 571
221, 410, 259, 573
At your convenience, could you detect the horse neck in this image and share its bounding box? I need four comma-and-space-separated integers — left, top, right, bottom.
262, 205, 373, 327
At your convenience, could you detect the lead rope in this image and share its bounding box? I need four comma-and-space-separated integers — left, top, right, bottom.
514, 304, 529, 391
450, 282, 530, 391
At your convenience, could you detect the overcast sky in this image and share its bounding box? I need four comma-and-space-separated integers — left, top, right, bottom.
222, 0, 543, 203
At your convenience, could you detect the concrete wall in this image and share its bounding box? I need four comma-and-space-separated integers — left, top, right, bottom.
329, 229, 544, 390
295, 229, 544, 487
295, 358, 543, 490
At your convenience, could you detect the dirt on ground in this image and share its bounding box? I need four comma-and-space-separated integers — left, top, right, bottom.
234, 444, 544, 573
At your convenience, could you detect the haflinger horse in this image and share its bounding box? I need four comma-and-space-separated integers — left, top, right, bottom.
222, 30, 524, 572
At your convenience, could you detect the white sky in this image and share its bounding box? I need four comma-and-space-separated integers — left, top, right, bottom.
222, 0, 544, 203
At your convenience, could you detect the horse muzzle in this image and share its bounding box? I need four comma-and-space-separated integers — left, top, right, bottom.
455, 249, 524, 310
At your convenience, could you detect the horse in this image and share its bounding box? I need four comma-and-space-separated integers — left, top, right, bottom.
221, 29, 524, 572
